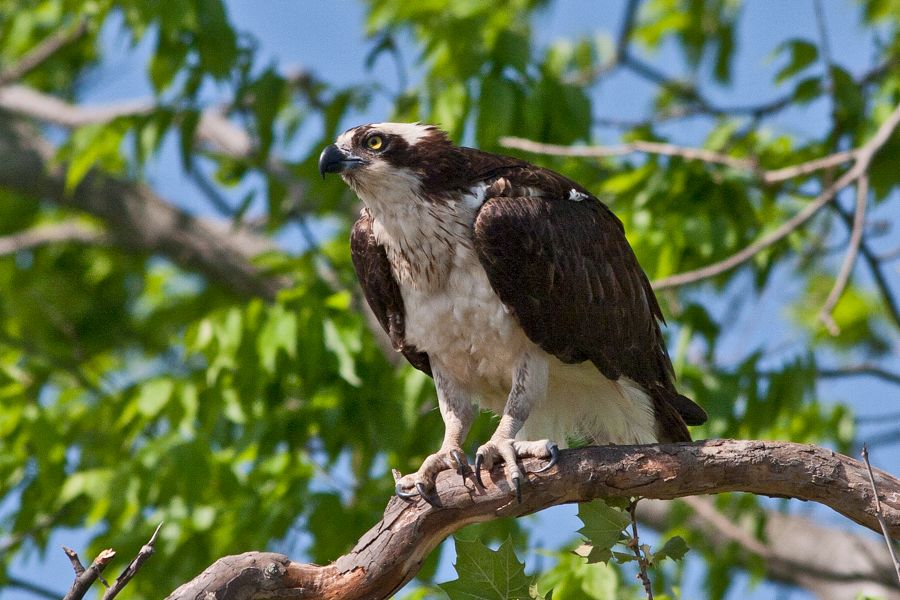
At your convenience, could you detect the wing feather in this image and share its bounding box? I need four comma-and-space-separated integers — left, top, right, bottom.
472, 170, 706, 439
350, 209, 431, 376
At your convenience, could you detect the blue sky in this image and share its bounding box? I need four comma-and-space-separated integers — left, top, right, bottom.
3, 2, 899, 599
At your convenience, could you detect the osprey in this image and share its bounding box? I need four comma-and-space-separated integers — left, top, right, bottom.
319, 123, 706, 504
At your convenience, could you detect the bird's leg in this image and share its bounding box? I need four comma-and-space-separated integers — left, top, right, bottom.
474, 350, 558, 502
395, 367, 475, 506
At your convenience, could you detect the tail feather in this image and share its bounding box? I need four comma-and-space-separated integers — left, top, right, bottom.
649, 385, 706, 443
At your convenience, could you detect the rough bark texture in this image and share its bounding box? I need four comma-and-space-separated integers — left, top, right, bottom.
166, 440, 900, 600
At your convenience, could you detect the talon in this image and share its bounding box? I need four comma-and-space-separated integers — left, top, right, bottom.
474, 453, 485, 488
512, 473, 522, 503
396, 483, 417, 501
451, 449, 469, 480
534, 443, 559, 473
416, 482, 440, 507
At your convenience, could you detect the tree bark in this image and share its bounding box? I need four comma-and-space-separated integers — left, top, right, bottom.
166, 440, 900, 600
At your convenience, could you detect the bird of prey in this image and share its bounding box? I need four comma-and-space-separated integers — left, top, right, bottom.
319, 123, 706, 504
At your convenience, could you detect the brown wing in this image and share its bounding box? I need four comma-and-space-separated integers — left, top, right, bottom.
350, 209, 431, 376
472, 171, 706, 441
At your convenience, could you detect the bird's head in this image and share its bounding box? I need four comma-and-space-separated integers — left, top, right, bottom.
318, 122, 458, 202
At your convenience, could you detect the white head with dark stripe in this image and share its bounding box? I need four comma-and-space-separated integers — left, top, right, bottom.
319, 123, 469, 208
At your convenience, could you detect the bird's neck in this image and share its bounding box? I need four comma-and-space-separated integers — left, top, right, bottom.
365, 195, 477, 292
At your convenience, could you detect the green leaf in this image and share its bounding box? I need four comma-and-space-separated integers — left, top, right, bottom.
137, 378, 175, 418
323, 318, 362, 386
651, 535, 689, 563
439, 537, 532, 600
576, 500, 630, 563
774, 39, 818, 84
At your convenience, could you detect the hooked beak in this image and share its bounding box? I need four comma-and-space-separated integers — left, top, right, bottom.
318, 144, 366, 179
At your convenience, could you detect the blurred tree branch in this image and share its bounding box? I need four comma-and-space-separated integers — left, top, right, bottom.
0, 115, 286, 300
638, 498, 900, 600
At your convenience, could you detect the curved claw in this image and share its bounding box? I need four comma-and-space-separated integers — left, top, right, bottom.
474, 453, 485, 488
512, 474, 522, 504
416, 482, 440, 507
534, 443, 559, 474
396, 482, 418, 501
451, 449, 469, 480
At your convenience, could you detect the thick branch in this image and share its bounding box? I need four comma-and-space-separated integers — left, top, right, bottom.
166, 440, 900, 600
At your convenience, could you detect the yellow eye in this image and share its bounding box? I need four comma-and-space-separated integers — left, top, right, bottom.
366, 135, 384, 150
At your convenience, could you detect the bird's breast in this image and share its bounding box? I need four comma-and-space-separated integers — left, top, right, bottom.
401, 255, 532, 399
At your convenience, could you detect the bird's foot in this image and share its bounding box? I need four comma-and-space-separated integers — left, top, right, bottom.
473, 438, 558, 503
394, 446, 470, 507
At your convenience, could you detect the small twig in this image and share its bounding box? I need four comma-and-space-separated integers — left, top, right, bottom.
0, 20, 88, 87
830, 201, 900, 331
500, 136, 854, 184
861, 445, 900, 585
500, 136, 758, 171
63, 546, 86, 577
101, 522, 164, 600
63, 547, 116, 600
762, 150, 854, 184
627, 499, 654, 600
819, 174, 868, 334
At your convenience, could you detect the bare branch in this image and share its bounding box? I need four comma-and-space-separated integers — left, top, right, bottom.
0, 222, 109, 256
762, 150, 855, 184
819, 174, 868, 333
165, 440, 900, 600
501, 136, 856, 185
862, 444, 900, 585
831, 201, 900, 330
0, 20, 88, 87
652, 101, 900, 290
101, 523, 163, 600
63, 546, 87, 577
0, 85, 154, 126
500, 136, 758, 171
63, 548, 116, 600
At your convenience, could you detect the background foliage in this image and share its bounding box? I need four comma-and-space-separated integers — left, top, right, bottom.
0, 1, 898, 599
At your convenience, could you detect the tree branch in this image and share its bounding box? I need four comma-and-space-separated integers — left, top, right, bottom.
0, 221, 109, 256
638, 498, 900, 600
63, 548, 116, 600
652, 100, 900, 290
831, 200, 900, 331
0, 20, 88, 87
165, 440, 900, 600
818, 174, 868, 334
0, 116, 286, 300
